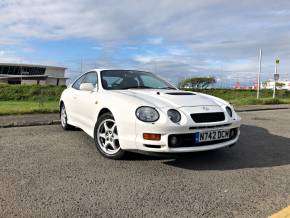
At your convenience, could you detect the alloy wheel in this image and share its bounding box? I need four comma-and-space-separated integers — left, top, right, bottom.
61, 106, 67, 127
97, 118, 120, 155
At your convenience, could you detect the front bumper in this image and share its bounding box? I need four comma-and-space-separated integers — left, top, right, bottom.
135, 124, 240, 153
134, 105, 241, 153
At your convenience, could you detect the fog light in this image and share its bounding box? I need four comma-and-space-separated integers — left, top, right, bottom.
143, 133, 161, 141
170, 136, 178, 146
230, 129, 236, 137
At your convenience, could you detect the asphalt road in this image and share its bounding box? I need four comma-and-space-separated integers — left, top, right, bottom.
0, 110, 290, 217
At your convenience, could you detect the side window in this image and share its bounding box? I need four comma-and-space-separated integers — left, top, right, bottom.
72, 74, 86, 90
72, 72, 98, 90
82, 72, 98, 87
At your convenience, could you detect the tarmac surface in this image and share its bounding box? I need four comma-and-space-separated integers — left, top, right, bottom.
0, 110, 289, 217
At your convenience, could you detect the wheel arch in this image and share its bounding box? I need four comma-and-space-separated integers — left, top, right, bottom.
97, 108, 113, 120
95, 105, 137, 151
59, 100, 64, 110
94, 107, 112, 138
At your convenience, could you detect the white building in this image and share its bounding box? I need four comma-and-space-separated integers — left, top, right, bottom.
0, 63, 68, 86
262, 80, 290, 90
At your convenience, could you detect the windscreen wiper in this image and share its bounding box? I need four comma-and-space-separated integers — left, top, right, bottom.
124, 86, 153, 89
159, 87, 177, 90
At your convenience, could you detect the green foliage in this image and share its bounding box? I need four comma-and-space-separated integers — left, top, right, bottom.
182, 88, 290, 106
258, 98, 284, 105
178, 77, 216, 89
275, 82, 284, 88
0, 85, 290, 115
0, 84, 66, 101
0, 101, 59, 115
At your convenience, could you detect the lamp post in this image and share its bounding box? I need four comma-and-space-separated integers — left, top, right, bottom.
20, 65, 22, 84
273, 59, 280, 99
257, 48, 262, 99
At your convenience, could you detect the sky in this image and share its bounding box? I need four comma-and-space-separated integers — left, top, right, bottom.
1, 0, 290, 86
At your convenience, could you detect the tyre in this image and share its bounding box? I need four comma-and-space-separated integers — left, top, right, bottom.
60, 103, 74, 130
229, 143, 236, 148
94, 112, 126, 159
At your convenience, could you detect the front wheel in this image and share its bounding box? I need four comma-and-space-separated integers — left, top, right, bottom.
94, 112, 126, 159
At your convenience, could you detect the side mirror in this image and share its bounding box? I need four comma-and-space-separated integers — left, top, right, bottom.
80, 83, 95, 91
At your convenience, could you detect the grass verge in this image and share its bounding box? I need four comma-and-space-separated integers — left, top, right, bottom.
1, 85, 290, 115
185, 89, 290, 106
0, 101, 59, 115
226, 97, 290, 106
0, 84, 65, 101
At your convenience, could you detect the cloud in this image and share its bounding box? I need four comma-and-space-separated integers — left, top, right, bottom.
146, 37, 164, 45
21, 47, 36, 52
134, 55, 154, 64
91, 46, 103, 50
1, 0, 290, 86
0, 50, 24, 63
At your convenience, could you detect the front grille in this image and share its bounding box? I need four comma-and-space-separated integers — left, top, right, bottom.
168, 128, 238, 148
191, 112, 225, 123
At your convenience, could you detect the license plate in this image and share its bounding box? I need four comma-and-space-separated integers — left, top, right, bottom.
195, 129, 230, 143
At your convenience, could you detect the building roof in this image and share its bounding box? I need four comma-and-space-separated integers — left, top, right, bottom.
0, 74, 68, 79
0, 62, 67, 70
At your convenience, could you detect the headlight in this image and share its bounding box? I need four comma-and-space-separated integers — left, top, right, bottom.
167, 109, 181, 123
136, 106, 159, 122
226, 106, 233, 117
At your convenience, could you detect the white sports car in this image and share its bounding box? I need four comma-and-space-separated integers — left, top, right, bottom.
60, 69, 241, 159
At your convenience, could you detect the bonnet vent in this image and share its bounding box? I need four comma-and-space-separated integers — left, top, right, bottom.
166, 92, 195, 95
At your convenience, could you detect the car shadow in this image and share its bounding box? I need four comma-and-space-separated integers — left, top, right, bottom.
127, 125, 290, 170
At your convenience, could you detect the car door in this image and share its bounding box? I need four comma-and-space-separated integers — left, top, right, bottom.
75, 71, 99, 133
67, 74, 87, 125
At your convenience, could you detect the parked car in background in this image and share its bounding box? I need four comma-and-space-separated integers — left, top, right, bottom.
60, 69, 241, 159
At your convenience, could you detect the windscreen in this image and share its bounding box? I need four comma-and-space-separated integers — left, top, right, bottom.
100, 70, 176, 90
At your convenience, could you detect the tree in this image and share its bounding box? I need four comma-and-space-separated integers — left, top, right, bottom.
275, 82, 284, 89
178, 77, 216, 89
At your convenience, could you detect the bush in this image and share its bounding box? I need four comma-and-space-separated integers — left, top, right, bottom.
0, 84, 66, 101
182, 88, 290, 105
259, 98, 285, 105
178, 77, 216, 89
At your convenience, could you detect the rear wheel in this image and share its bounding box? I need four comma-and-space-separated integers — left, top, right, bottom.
60, 104, 74, 130
94, 112, 126, 159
